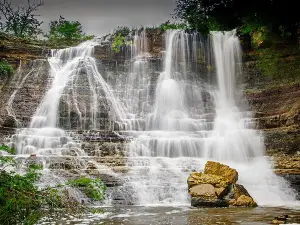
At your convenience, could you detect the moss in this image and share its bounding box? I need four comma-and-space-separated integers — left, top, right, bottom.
68, 177, 107, 201
247, 44, 300, 88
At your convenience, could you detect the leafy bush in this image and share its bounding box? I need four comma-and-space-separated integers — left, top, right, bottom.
0, 144, 16, 154
68, 177, 106, 201
0, 157, 44, 225
0, 145, 106, 225
0, 60, 14, 77
47, 16, 94, 46
110, 26, 131, 53
112, 33, 126, 53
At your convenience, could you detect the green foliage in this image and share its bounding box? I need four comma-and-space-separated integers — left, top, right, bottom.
173, 0, 233, 34
0, 156, 16, 166
0, 0, 44, 38
159, 21, 188, 31
0, 60, 14, 77
0, 144, 16, 154
47, 16, 94, 45
112, 33, 126, 53
0, 159, 42, 225
279, 25, 292, 39
68, 177, 106, 201
173, 0, 300, 41
110, 26, 131, 53
112, 26, 130, 37
248, 45, 300, 87
0, 145, 106, 224
239, 16, 270, 48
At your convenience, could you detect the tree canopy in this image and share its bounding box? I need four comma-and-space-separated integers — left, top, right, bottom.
47, 16, 94, 43
0, 0, 43, 38
173, 0, 300, 39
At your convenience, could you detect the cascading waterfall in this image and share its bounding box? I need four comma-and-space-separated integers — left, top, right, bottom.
121, 30, 152, 131
121, 30, 298, 206
207, 30, 297, 206
121, 30, 211, 205
11, 40, 125, 155
6, 29, 298, 208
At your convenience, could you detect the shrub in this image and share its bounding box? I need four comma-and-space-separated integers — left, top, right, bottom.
0, 60, 14, 77
68, 177, 106, 201
0, 145, 106, 225
110, 26, 132, 53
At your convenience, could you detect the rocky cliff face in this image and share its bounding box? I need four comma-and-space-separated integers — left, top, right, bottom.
243, 45, 300, 194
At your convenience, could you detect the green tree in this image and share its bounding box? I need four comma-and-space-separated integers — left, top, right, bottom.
47, 16, 94, 43
0, 0, 43, 38
173, 0, 300, 39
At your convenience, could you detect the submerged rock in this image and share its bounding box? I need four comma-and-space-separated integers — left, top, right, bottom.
188, 161, 257, 208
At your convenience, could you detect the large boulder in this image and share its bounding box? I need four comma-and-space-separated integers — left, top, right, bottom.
187, 161, 257, 208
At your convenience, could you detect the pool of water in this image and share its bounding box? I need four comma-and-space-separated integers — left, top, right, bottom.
39, 206, 300, 225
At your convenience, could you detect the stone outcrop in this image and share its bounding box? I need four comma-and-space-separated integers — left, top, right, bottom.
188, 161, 257, 208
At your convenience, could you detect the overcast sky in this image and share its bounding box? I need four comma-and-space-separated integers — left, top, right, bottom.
11, 0, 176, 37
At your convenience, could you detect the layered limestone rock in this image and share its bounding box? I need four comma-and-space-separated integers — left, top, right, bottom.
188, 161, 257, 208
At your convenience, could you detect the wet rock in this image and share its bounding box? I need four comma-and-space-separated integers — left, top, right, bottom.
191, 197, 228, 208
271, 215, 288, 224
233, 195, 257, 207
1, 115, 17, 128
61, 148, 80, 156
188, 161, 257, 208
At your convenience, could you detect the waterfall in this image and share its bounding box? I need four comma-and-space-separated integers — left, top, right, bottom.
207, 30, 297, 206
12, 40, 125, 155
120, 30, 297, 206
6, 29, 298, 207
